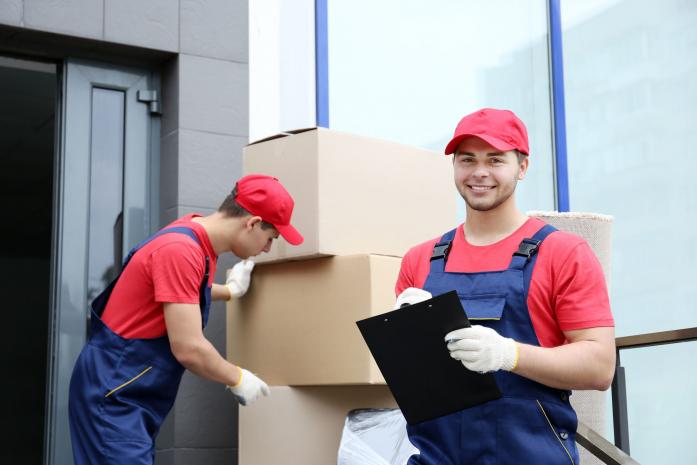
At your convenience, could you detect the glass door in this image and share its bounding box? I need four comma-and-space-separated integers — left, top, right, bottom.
46, 59, 160, 465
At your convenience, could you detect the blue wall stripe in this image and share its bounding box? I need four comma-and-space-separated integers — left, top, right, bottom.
315, 0, 329, 127
549, 0, 570, 212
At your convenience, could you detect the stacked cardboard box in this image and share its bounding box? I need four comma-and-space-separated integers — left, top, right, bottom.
227, 128, 456, 464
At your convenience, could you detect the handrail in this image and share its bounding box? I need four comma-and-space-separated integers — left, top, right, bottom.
576, 421, 641, 465
611, 326, 697, 455
616, 327, 697, 350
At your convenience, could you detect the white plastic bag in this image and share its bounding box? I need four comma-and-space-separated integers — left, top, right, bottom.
337, 408, 418, 465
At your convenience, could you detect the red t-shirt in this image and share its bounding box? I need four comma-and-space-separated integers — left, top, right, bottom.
396, 217, 614, 348
101, 214, 218, 339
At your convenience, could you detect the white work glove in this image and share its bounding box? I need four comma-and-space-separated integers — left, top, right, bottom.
226, 368, 270, 406
226, 259, 255, 299
445, 325, 519, 374
394, 287, 433, 310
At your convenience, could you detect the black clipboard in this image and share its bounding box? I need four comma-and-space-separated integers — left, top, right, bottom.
356, 290, 501, 425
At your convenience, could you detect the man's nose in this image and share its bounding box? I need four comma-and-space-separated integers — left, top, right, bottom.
263, 240, 272, 253
472, 164, 490, 177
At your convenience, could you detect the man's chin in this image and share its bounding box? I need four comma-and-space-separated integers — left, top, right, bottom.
463, 197, 496, 212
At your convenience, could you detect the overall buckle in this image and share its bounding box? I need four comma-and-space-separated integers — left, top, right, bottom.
430, 241, 452, 261
513, 238, 541, 260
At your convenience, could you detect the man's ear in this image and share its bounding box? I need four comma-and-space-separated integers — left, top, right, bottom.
244, 215, 263, 230
517, 156, 529, 181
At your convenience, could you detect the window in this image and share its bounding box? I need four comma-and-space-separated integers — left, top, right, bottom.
327, 0, 555, 212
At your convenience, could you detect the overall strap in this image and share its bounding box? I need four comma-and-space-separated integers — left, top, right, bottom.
90, 226, 211, 323
508, 223, 557, 293
125, 226, 202, 266
134, 227, 211, 328
134, 226, 210, 289
429, 228, 457, 273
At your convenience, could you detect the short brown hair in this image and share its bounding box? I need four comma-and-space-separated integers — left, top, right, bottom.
515, 150, 528, 164
219, 187, 276, 230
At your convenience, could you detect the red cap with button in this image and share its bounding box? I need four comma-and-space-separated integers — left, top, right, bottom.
234, 174, 304, 245
444, 108, 529, 156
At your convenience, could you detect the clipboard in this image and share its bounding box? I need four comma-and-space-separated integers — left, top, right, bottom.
356, 290, 501, 425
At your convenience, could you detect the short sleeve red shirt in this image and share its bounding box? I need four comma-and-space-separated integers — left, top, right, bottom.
101, 214, 218, 339
395, 217, 614, 348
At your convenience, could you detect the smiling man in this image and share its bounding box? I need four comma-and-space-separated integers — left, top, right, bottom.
68, 174, 303, 465
394, 108, 616, 464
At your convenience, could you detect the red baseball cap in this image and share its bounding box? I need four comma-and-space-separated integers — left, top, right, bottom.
234, 174, 304, 245
444, 108, 529, 155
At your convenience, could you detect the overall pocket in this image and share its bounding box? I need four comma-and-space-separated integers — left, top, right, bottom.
99, 365, 161, 444
495, 397, 577, 465
536, 400, 577, 465
105, 366, 153, 398
458, 293, 506, 321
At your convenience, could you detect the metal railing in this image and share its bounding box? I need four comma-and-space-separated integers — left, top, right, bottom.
576, 421, 640, 465
610, 327, 697, 454
572, 327, 697, 464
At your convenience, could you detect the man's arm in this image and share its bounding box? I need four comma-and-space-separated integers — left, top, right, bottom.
513, 326, 616, 391
447, 325, 616, 391
211, 284, 231, 301
164, 302, 240, 385
211, 259, 256, 302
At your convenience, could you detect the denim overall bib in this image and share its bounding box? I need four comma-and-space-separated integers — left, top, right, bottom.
407, 224, 579, 465
69, 227, 211, 465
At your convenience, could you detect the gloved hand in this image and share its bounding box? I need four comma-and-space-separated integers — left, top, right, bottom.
226, 367, 270, 406
394, 287, 433, 310
445, 325, 518, 373
226, 259, 255, 299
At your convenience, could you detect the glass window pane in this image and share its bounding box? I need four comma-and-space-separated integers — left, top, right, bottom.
562, 2, 697, 460
327, 0, 555, 212
561, 0, 697, 335
87, 88, 125, 304
620, 342, 697, 463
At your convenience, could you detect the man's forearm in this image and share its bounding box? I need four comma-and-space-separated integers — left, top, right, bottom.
175, 338, 240, 386
513, 339, 615, 391
211, 283, 232, 301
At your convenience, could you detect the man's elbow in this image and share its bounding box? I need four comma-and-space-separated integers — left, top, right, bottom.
590, 371, 615, 391
170, 339, 205, 368
590, 358, 616, 391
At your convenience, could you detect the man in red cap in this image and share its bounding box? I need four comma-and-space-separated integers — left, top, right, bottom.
394, 108, 616, 464
69, 174, 303, 465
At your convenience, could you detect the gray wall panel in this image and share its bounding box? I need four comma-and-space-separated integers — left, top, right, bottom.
159, 206, 216, 227
177, 129, 245, 209
181, 0, 248, 62
105, 0, 179, 52
159, 130, 180, 214
0, 0, 22, 26
24, 0, 103, 39
162, 56, 180, 136
154, 448, 174, 465
179, 54, 248, 136
170, 448, 237, 465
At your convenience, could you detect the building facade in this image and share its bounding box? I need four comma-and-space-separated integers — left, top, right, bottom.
2, 0, 696, 464
1, 1, 249, 464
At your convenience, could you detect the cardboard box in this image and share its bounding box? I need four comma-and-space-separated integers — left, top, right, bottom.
244, 128, 456, 264
239, 385, 397, 465
227, 254, 400, 385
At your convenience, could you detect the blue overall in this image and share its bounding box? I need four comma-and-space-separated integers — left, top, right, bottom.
69, 227, 211, 465
407, 224, 579, 465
